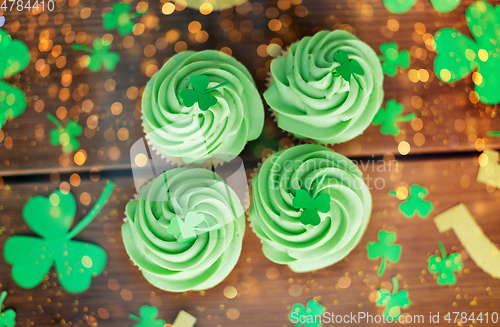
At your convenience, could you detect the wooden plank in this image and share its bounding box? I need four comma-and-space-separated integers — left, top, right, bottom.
1, 0, 500, 175
1, 154, 500, 326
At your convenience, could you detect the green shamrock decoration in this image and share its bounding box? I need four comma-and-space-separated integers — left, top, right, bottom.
434, 1, 500, 105
332, 50, 365, 90
428, 242, 463, 286
0, 28, 30, 128
376, 276, 411, 319
103, 2, 146, 36
383, 0, 459, 14
292, 171, 330, 226
390, 184, 433, 218
367, 230, 402, 275
0, 291, 16, 327
167, 212, 221, 244
73, 38, 120, 72
130, 305, 166, 327
179, 75, 230, 111
47, 113, 82, 153
4, 181, 115, 293
372, 100, 416, 135
289, 299, 325, 327
378, 43, 410, 77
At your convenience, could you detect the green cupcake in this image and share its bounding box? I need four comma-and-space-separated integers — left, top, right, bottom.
142, 50, 264, 165
264, 30, 384, 144
122, 168, 245, 292
249, 144, 372, 272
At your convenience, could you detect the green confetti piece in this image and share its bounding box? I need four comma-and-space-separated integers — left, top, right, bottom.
0, 292, 16, 327
429, 0, 460, 13
130, 306, 166, 327
73, 38, 120, 72
390, 184, 433, 218
0, 29, 30, 128
376, 277, 411, 319
47, 113, 82, 153
378, 42, 410, 77
433, 1, 500, 105
372, 100, 416, 136
367, 230, 402, 275
103, 2, 146, 36
332, 50, 365, 90
289, 299, 325, 327
4, 181, 115, 293
167, 211, 222, 244
383, 0, 459, 14
428, 242, 463, 286
179, 75, 229, 111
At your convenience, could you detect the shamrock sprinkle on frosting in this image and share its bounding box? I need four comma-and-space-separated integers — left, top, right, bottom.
103, 2, 146, 36
367, 230, 402, 275
130, 305, 166, 327
376, 276, 411, 319
167, 211, 222, 244
179, 75, 230, 111
292, 171, 330, 226
73, 38, 120, 72
47, 113, 82, 153
428, 242, 463, 286
332, 50, 365, 90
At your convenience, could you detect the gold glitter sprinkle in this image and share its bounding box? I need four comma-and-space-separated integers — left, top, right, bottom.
120, 289, 133, 301
266, 267, 279, 280
108, 279, 119, 291
224, 286, 237, 299
98, 308, 109, 319
135, 154, 148, 167
74, 150, 87, 166
226, 308, 240, 320
200, 3, 213, 15
80, 192, 91, 205
338, 276, 351, 289
289, 284, 302, 297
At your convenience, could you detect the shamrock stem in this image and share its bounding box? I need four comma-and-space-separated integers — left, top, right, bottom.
66, 181, 115, 240
352, 75, 363, 91
388, 190, 397, 196
0, 291, 7, 308
396, 113, 417, 122
313, 170, 329, 198
194, 223, 222, 233
72, 44, 94, 53
392, 276, 399, 294
206, 81, 230, 92
487, 130, 500, 137
129, 314, 141, 321
130, 11, 146, 19
46, 113, 65, 129
378, 258, 386, 275
438, 241, 447, 259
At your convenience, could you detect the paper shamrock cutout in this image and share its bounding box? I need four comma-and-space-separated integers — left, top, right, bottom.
292, 190, 330, 226
289, 299, 325, 327
167, 212, 221, 244
0, 16, 5, 28
0, 29, 30, 128
378, 43, 410, 77
130, 305, 166, 327
47, 113, 82, 153
367, 230, 401, 275
376, 276, 410, 318
179, 75, 229, 111
390, 184, 433, 218
372, 100, 416, 136
4, 181, 114, 293
73, 38, 120, 72
103, 2, 146, 36
383, 0, 459, 14
333, 50, 364, 90
434, 1, 500, 105
0, 292, 16, 327
428, 242, 463, 286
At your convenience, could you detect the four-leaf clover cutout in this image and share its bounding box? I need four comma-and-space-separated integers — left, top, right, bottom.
167, 211, 221, 244
0, 291, 16, 327
378, 42, 410, 77
179, 75, 229, 111
332, 50, 365, 90
47, 113, 82, 153
367, 230, 402, 275
103, 2, 146, 36
130, 305, 166, 327
73, 38, 120, 72
289, 299, 325, 327
0, 28, 30, 128
428, 242, 463, 286
376, 276, 411, 318
434, 1, 500, 105
390, 184, 433, 219
372, 100, 416, 136
4, 182, 114, 293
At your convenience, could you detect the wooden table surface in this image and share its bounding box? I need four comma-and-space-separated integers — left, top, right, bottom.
1, 0, 500, 326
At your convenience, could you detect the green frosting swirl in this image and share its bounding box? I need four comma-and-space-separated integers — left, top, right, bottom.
264, 30, 384, 144
142, 50, 264, 164
122, 168, 245, 292
249, 144, 372, 272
